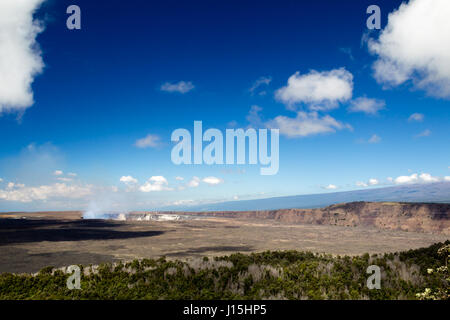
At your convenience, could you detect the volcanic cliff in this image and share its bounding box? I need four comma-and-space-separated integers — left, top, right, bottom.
164, 202, 450, 235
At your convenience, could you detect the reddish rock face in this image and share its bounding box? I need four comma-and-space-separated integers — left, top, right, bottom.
160, 202, 450, 235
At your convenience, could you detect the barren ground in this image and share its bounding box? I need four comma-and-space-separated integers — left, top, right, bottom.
0, 211, 448, 273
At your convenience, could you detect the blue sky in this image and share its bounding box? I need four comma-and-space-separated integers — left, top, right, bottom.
0, 0, 449, 211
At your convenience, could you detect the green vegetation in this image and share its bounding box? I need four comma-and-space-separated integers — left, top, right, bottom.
0, 241, 448, 300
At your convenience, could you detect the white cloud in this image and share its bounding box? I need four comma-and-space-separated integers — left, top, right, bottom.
57, 177, 72, 182
202, 176, 224, 185
415, 129, 431, 137
368, 0, 450, 98
444, 176, 450, 181
0, 0, 45, 113
324, 184, 337, 190
275, 68, 353, 110
368, 134, 381, 144
356, 178, 379, 188
348, 97, 385, 115
267, 111, 352, 138
356, 181, 368, 187
187, 176, 200, 188
418, 173, 439, 183
395, 173, 419, 184
0, 178, 3, 182
175, 176, 184, 181
68, 172, 77, 177
120, 176, 138, 184
150, 176, 168, 184
54, 170, 63, 176
135, 134, 161, 148
394, 172, 439, 185
408, 113, 424, 122
0, 182, 92, 203
160, 81, 194, 94
139, 176, 172, 192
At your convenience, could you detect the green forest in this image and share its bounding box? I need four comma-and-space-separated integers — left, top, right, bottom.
0, 241, 448, 300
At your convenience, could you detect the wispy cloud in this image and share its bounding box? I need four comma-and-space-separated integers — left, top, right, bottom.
339, 47, 354, 61
348, 97, 385, 115
356, 178, 379, 187
0, 182, 92, 203
415, 129, 431, 138
160, 81, 194, 94
134, 134, 161, 148
267, 111, 352, 138
249, 76, 271, 95
408, 113, 424, 122
246, 105, 264, 128
187, 176, 200, 188
368, 134, 381, 144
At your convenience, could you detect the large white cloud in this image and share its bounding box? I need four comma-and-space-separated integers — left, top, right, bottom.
368, 0, 450, 98
275, 68, 353, 110
0, 0, 45, 113
267, 111, 352, 138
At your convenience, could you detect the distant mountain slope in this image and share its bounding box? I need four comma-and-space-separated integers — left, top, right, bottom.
171, 182, 450, 212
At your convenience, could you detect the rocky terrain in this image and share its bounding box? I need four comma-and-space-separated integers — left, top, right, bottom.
0, 202, 448, 273
145, 202, 450, 235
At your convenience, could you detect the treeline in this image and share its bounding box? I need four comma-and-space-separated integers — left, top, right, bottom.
0, 241, 448, 300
